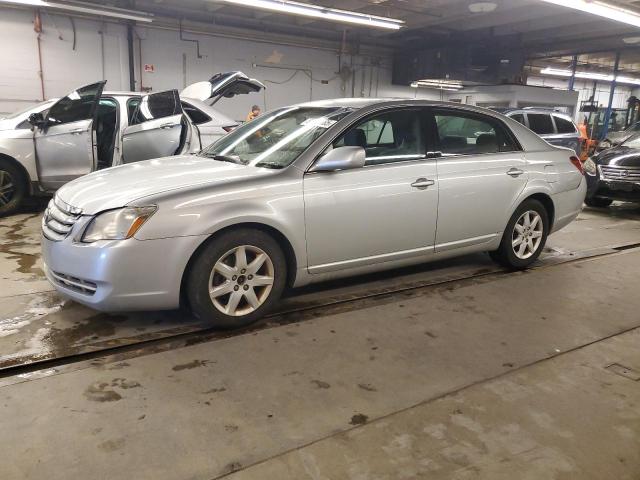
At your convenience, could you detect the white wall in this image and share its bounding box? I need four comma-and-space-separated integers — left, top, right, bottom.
0, 8, 441, 120
526, 75, 633, 113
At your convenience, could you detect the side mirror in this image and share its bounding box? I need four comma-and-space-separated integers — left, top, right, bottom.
310, 146, 366, 173
28, 112, 47, 128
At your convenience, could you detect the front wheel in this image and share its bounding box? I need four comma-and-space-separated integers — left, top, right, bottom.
0, 159, 27, 217
186, 229, 287, 329
490, 199, 549, 270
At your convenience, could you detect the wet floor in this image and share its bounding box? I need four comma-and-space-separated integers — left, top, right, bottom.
1, 202, 639, 370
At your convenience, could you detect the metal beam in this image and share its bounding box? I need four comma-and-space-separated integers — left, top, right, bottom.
601, 51, 621, 141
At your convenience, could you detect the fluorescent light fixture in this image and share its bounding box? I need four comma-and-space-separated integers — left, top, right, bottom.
539, 0, 640, 28
216, 0, 404, 29
468, 2, 498, 14
0, 0, 153, 22
411, 79, 464, 90
540, 67, 640, 86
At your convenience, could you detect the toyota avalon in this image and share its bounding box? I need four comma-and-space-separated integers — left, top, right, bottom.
42, 99, 586, 329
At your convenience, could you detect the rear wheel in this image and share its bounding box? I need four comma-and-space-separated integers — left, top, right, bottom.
490, 199, 549, 270
186, 229, 287, 329
0, 159, 27, 217
585, 197, 613, 208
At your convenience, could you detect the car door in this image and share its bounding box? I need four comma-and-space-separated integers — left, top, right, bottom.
303, 108, 439, 274
121, 90, 198, 164
34, 81, 106, 190
430, 107, 528, 252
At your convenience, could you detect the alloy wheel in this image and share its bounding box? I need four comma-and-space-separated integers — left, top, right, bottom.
0, 170, 15, 207
208, 245, 275, 316
512, 210, 543, 260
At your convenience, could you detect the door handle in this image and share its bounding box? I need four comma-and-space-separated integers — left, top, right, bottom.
411, 178, 435, 189
506, 168, 525, 177
69, 128, 85, 135
160, 123, 178, 130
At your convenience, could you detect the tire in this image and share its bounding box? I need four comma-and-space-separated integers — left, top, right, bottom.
490, 199, 549, 270
0, 159, 27, 217
186, 228, 287, 329
585, 197, 613, 208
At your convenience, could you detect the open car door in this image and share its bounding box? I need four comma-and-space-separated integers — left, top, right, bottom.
181, 71, 265, 106
121, 90, 198, 164
34, 81, 106, 190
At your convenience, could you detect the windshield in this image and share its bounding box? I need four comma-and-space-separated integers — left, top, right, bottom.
622, 133, 640, 148
200, 106, 353, 169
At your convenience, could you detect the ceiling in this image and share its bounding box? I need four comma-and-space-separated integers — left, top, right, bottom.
96, 0, 640, 73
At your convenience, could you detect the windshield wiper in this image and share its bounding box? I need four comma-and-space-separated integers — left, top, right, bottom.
255, 161, 283, 169
201, 152, 243, 164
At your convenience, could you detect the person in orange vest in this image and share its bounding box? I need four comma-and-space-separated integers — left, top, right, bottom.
578, 116, 590, 161
246, 105, 261, 122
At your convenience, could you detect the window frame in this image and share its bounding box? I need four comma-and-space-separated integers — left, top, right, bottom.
428, 107, 523, 158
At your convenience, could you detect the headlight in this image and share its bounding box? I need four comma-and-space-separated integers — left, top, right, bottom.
584, 158, 597, 176
82, 206, 157, 243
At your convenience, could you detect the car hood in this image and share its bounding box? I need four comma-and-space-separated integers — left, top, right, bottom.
56, 155, 274, 215
594, 145, 640, 167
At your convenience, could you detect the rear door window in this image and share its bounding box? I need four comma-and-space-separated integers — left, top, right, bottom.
130, 90, 182, 125
527, 114, 555, 135
553, 116, 577, 134
433, 110, 519, 155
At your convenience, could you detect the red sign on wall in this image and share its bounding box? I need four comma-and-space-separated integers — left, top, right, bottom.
144, 64, 155, 73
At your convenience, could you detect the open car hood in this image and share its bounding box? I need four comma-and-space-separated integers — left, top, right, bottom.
180, 71, 265, 105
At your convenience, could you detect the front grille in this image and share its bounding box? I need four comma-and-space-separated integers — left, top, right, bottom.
42, 196, 82, 241
600, 165, 640, 182
50, 270, 97, 295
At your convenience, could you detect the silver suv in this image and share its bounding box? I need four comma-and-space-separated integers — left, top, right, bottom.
500, 108, 582, 156
0, 72, 263, 216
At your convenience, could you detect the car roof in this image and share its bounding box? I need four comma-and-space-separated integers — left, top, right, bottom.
293, 98, 513, 117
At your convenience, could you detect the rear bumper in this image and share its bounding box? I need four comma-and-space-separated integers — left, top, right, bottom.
42, 233, 208, 311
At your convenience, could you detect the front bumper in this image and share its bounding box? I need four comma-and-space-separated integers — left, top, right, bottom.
42, 232, 208, 311
586, 173, 640, 202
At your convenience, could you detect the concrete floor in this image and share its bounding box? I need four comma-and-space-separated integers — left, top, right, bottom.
1, 203, 640, 479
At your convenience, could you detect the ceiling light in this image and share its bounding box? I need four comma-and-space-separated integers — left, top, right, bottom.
411, 79, 464, 90
540, 67, 640, 86
215, 0, 404, 29
539, 0, 640, 28
468, 2, 498, 14
0, 0, 153, 22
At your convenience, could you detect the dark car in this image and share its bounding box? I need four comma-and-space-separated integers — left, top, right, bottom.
499, 108, 582, 156
585, 133, 640, 207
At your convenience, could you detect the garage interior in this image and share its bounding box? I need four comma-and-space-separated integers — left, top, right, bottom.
2, 0, 640, 478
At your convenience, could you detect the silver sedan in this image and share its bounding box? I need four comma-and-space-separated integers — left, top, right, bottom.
41, 99, 586, 329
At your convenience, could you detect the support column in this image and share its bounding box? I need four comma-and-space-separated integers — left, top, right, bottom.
126, 23, 136, 91
568, 54, 578, 91
601, 51, 620, 140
